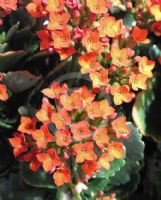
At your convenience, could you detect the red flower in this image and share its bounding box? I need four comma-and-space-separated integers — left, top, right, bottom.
112, 116, 130, 139
0, 84, 9, 101
93, 128, 110, 149
73, 142, 96, 163
53, 165, 71, 186
32, 125, 53, 148
0, 0, 17, 11
70, 121, 91, 141
131, 27, 148, 43
9, 133, 28, 157
56, 129, 72, 147
37, 30, 53, 50
26, 0, 47, 18
151, 21, 161, 36
36, 148, 61, 172
18, 117, 36, 135
81, 160, 98, 176
36, 98, 55, 124
51, 108, 71, 129
42, 82, 68, 99
22, 149, 41, 172
51, 29, 71, 49
60, 92, 83, 111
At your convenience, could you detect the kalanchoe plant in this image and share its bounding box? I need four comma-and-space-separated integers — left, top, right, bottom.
0, 0, 161, 199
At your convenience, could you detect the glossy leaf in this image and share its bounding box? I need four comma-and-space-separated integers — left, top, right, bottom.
105, 122, 144, 197
132, 76, 161, 141
20, 162, 56, 189
0, 51, 28, 72
4, 70, 42, 93
94, 159, 125, 179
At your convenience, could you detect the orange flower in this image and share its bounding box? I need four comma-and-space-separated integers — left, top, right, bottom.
18, 116, 36, 135
77, 86, 95, 107
51, 29, 71, 49
112, 116, 130, 139
32, 125, 53, 148
111, 47, 131, 67
150, 4, 161, 21
0, 0, 17, 11
90, 68, 108, 88
0, 84, 9, 101
73, 142, 96, 163
82, 30, 102, 53
36, 148, 61, 172
131, 27, 148, 43
46, 0, 64, 13
55, 46, 75, 61
108, 142, 124, 161
81, 160, 98, 176
129, 73, 147, 91
42, 82, 68, 99
78, 52, 102, 74
60, 92, 83, 111
51, 108, 71, 129
37, 30, 53, 50
56, 129, 72, 147
86, 99, 115, 119
138, 56, 155, 77
93, 128, 110, 149
48, 12, 70, 30
9, 133, 28, 157
110, 84, 133, 105
99, 153, 110, 169
26, 0, 46, 18
36, 98, 55, 124
99, 16, 122, 38
53, 165, 71, 186
86, 0, 108, 14
70, 121, 91, 141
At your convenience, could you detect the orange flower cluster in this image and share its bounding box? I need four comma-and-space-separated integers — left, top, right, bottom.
9, 82, 130, 187
25, 0, 155, 106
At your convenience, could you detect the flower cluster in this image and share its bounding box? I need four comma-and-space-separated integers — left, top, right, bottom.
9, 81, 130, 187
25, 0, 155, 106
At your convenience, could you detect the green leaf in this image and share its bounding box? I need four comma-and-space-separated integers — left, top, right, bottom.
0, 173, 48, 200
150, 45, 161, 61
0, 138, 13, 174
6, 22, 20, 41
132, 77, 155, 137
94, 159, 125, 179
25, 36, 39, 53
105, 172, 140, 198
87, 178, 110, 195
0, 43, 9, 53
56, 186, 71, 200
132, 76, 161, 142
0, 51, 28, 72
86, 159, 125, 198
3, 70, 42, 93
20, 162, 56, 189
123, 13, 136, 27
105, 122, 144, 198
0, 32, 6, 43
